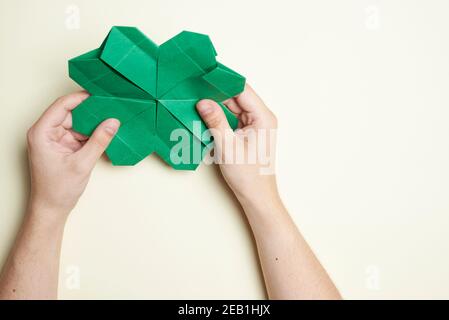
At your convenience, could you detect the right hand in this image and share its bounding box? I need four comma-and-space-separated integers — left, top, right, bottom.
196, 84, 279, 204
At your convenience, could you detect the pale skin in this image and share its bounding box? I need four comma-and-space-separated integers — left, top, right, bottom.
0, 85, 341, 300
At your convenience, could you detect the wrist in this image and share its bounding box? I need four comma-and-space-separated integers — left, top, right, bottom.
237, 184, 284, 216
238, 190, 288, 234
234, 175, 280, 206
238, 190, 283, 213
27, 197, 70, 228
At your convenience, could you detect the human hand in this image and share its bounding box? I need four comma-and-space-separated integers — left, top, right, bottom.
196, 87, 341, 300
27, 91, 120, 219
196, 84, 278, 205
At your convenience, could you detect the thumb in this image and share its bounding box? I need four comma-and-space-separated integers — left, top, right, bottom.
196, 100, 233, 149
76, 118, 120, 168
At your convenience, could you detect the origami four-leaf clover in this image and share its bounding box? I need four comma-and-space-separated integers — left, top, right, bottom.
69, 26, 245, 170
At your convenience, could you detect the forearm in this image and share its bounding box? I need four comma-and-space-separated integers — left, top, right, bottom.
0, 202, 67, 300
239, 192, 341, 300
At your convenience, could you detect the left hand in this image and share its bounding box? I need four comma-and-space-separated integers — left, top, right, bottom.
27, 91, 120, 219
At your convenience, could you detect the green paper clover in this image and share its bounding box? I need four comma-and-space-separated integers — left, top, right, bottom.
69, 26, 245, 170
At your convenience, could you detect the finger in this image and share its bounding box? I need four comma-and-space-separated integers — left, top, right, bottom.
222, 98, 242, 115
69, 129, 89, 141
234, 84, 268, 113
197, 100, 231, 131
61, 111, 72, 129
36, 91, 89, 128
196, 99, 233, 149
74, 119, 120, 169
59, 132, 84, 152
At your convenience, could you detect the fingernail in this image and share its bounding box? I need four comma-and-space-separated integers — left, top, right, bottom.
104, 119, 120, 135
197, 101, 214, 116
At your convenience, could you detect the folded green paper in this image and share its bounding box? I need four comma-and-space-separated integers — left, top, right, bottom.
69, 26, 245, 170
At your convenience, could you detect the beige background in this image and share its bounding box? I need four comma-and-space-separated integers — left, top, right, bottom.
1, 0, 449, 299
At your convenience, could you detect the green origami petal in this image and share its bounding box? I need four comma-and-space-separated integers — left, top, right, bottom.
160, 62, 246, 101
202, 63, 246, 99
159, 99, 208, 144
69, 48, 152, 99
69, 27, 246, 169
72, 96, 156, 165
155, 103, 204, 170
157, 31, 217, 97
107, 107, 156, 165
72, 96, 154, 135
100, 26, 158, 98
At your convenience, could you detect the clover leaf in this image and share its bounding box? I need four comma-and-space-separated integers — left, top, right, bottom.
69, 26, 245, 170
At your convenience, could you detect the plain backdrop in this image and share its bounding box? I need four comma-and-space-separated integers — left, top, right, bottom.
1, 0, 449, 299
